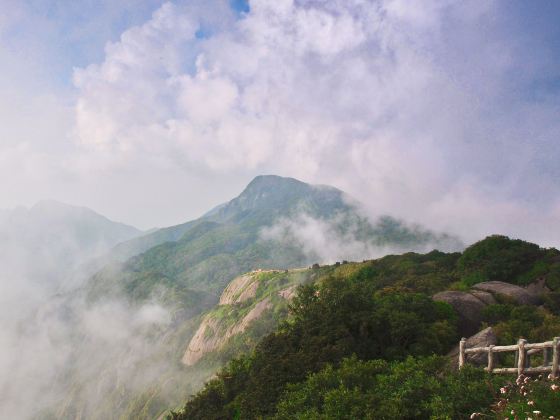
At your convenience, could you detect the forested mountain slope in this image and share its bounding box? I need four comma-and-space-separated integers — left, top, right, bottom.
86, 175, 462, 310
48, 175, 462, 419
170, 235, 560, 419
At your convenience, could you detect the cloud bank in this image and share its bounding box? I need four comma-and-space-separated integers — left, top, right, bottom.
68, 0, 560, 245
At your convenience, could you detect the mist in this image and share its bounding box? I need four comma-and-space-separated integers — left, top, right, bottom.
260, 207, 464, 266
0, 204, 176, 419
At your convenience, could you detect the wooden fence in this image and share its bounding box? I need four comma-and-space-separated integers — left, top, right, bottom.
459, 337, 560, 377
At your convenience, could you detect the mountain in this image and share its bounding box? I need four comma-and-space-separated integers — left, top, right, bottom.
171, 236, 560, 419
88, 175, 462, 307
0, 200, 142, 286
108, 175, 349, 262
45, 176, 464, 419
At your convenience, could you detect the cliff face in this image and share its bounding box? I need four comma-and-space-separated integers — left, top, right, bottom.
182, 269, 310, 366
182, 298, 273, 366
219, 273, 260, 305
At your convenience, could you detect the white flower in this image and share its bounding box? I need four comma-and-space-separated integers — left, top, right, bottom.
528, 400, 535, 405
500, 387, 507, 394
551, 384, 559, 391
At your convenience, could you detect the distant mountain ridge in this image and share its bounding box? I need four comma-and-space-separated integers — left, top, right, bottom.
0, 200, 142, 286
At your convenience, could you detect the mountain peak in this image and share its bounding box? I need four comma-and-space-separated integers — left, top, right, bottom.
204, 175, 347, 223
244, 175, 306, 189
240, 175, 343, 202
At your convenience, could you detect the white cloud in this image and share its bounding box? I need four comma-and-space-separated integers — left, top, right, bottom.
1, 0, 560, 240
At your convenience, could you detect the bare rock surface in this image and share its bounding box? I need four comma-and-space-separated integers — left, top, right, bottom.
182, 298, 272, 366
219, 273, 258, 305
230, 298, 272, 335
433, 291, 487, 336
472, 281, 541, 305
525, 277, 550, 296
470, 290, 496, 305
278, 285, 298, 300
182, 317, 222, 366
448, 327, 497, 367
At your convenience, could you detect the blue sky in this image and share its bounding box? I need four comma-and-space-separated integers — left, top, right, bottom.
0, 0, 559, 245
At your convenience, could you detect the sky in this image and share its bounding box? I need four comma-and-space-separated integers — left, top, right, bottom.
1, 0, 560, 246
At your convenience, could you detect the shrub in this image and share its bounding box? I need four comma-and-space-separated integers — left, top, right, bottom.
457, 235, 543, 285
491, 373, 560, 419
275, 356, 500, 419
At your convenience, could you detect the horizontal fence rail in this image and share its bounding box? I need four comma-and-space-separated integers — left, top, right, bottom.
459, 336, 560, 377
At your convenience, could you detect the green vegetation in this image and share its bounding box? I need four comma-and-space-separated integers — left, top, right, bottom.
457, 234, 560, 287
86, 175, 461, 309
491, 373, 560, 418
168, 235, 560, 419
274, 357, 501, 419
48, 177, 560, 419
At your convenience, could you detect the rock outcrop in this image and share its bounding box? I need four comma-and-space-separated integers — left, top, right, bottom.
183, 268, 307, 367
525, 277, 550, 297
278, 285, 298, 300
182, 317, 222, 366
182, 298, 272, 366
433, 278, 548, 336
469, 290, 496, 305
472, 281, 541, 305
219, 274, 258, 305
448, 327, 497, 367
433, 291, 487, 336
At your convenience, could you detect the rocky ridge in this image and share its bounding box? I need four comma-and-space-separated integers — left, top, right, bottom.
182, 269, 309, 366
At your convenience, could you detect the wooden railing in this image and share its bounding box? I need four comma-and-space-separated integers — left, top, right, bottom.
459, 337, 560, 377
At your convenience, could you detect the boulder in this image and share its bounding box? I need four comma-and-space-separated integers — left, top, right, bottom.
525, 277, 550, 296
472, 281, 541, 305
433, 291, 487, 336
448, 327, 497, 367
470, 290, 496, 305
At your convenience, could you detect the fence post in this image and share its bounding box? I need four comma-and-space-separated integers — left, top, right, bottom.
552, 337, 560, 379
459, 337, 466, 369
518, 339, 527, 377
487, 345, 495, 372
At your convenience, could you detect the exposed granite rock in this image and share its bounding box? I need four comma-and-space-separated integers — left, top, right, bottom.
472, 281, 541, 305
182, 298, 272, 366
230, 299, 272, 335
448, 327, 497, 367
182, 317, 222, 366
219, 273, 258, 305
525, 277, 550, 296
278, 285, 298, 300
470, 290, 496, 305
433, 291, 486, 336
